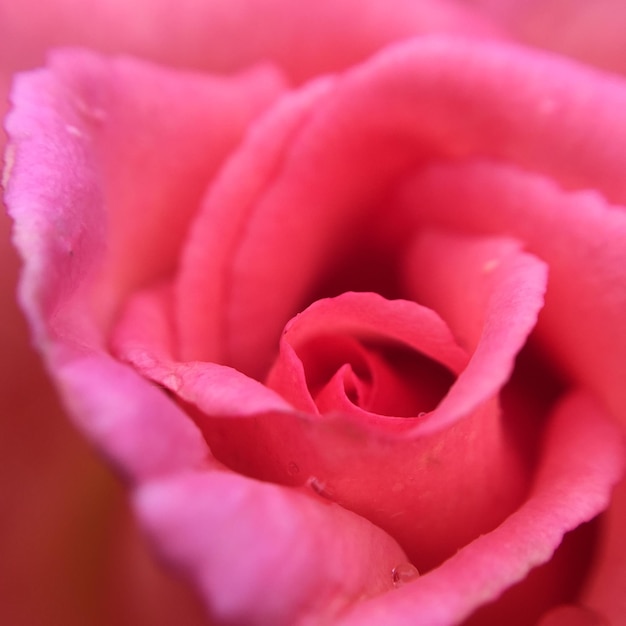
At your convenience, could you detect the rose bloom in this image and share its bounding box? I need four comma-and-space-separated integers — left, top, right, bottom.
2, 2, 626, 625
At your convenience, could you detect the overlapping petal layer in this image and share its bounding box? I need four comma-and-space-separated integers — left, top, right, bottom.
336, 392, 624, 626
134, 470, 410, 626
175, 36, 626, 388
5, 33, 626, 626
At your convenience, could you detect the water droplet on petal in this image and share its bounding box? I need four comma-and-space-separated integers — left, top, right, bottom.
65, 124, 82, 137
417, 412, 427, 418
392, 563, 419, 588
307, 476, 334, 499
287, 461, 300, 476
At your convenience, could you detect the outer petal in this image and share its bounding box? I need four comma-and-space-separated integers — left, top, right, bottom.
7, 49, 285, 335
3, 50, 289, 483
335, 392, 624, 626
175, 36, 626, 382
134, 471, 409, 626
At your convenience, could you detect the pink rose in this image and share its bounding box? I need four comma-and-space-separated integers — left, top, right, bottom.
3, 1, 626, 625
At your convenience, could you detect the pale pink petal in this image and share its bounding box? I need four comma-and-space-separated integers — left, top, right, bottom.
52, 52, 283, 326
0, 0, 500, 83
335, 391, 625, 626
56, 351, 211, 482
134, 470, 409, 626
4, 51, 286, 480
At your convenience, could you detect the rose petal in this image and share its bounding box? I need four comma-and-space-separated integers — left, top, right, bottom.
176, 76, 335, 369
405, 231, 548, 433
134, 470, 409, 626
112, 285, 295, 417
266, 291, 468, 415
335, 391, 625, 626
174, 36, 626, 382
581, 478, 626, 622
395, 160, 626, 420
5, 48, 286, 340
537, 604, 609, 626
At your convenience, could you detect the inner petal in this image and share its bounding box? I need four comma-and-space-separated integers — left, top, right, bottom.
299, 335, 456, 418
265, 291, 468, 417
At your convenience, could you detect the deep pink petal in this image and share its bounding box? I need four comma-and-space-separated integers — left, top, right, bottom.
335, 391, 625, 626
395, 161, 626, 420
405, 231, 548, 433
537, 604, 609, 626
266, 291, 468, 416
581, 478, 626, 622
175, 76, 335, 369
133, 470, 409, 626
174, 36, 626, 385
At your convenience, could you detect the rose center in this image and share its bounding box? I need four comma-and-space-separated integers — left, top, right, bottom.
292, 333, 456, 418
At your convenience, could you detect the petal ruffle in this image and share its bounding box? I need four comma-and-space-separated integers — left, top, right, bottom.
134, 470, 409, 626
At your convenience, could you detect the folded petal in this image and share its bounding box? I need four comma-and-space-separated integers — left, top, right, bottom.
174, 36, 626, 385
134, 470, 409, 626
335, 391, 625, 626
405, 231, 548, 432
265, 291, 468, 416
5, 48, 285, 341
113, 285, 294, 417
395, 161, 626, 420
